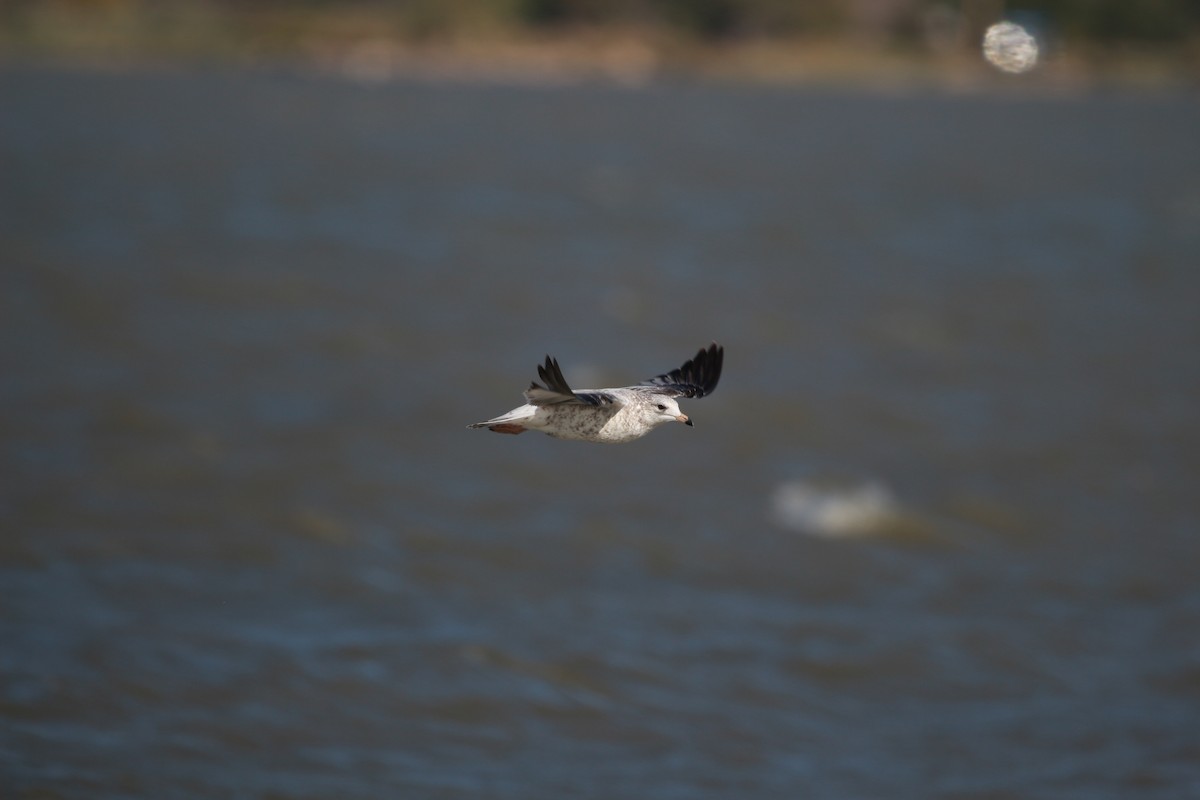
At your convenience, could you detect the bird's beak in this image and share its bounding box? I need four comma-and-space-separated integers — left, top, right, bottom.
676, 414, 692, 427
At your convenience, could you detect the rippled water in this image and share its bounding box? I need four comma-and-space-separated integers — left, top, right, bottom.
3, 65, 1199, 798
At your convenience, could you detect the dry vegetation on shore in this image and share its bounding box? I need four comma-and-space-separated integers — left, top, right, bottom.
2, 1, 1196, 89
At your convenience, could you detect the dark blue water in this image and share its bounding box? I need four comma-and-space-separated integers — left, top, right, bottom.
2, 65, 1199, 798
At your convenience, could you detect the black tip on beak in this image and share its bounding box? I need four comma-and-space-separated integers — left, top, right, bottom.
684, 418, 694, 427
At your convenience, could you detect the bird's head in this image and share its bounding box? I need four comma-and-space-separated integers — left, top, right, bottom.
645, 395, 691, 428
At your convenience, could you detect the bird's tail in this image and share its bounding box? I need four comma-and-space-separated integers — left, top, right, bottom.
467, 404, 536, 431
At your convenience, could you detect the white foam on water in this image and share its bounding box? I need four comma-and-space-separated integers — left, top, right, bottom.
770, 478, 901, 538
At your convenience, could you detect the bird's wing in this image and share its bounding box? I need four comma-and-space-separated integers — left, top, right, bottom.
639, 343, 724, 398
524, 356, 620, 407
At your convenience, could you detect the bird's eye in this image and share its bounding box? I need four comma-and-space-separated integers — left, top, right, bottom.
655, 404, 667, 411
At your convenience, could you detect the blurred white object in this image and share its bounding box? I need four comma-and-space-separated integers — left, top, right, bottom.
770, 479, 899, 537
982, 21, 1040, 74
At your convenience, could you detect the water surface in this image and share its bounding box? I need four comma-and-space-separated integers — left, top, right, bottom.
2, 65, 1199, 798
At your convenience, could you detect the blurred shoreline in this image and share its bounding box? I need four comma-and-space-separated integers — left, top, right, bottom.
2, 2, 1196, 92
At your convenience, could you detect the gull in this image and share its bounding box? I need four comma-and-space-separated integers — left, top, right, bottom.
468, 343, 723, 444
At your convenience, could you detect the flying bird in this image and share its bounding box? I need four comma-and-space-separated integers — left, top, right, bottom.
468, 343, 724, 444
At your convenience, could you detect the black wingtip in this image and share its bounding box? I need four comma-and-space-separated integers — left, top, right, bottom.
534, 354, 575, 397
638, 341, 724, 399
689, 342, 724, 397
